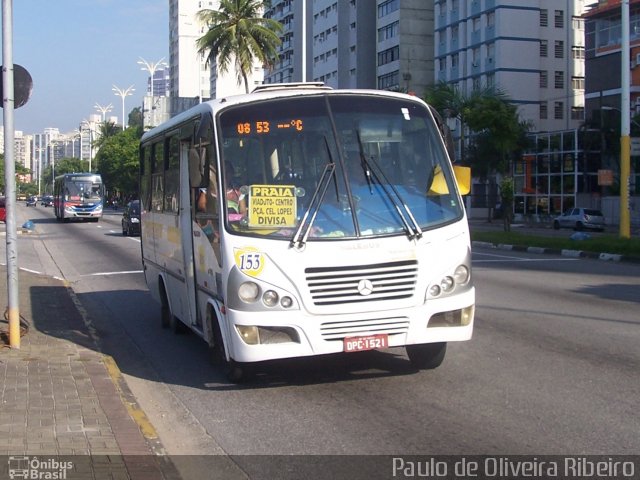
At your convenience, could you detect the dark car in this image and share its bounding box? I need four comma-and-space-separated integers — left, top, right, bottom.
26, 196, 37, 207
41, 195, 53, 207
122, 200, 141, 236
0, 197, 5, 222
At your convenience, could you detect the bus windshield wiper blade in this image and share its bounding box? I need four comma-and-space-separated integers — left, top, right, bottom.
291, 137, 338, 248
290, 162, 336, 249
355, 131, 422, 240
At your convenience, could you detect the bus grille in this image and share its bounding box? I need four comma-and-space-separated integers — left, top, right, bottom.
320, 316, 410, 340
305, 260, 418, 306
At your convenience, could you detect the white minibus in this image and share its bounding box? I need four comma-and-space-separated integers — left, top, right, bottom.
140, 83, 474, 381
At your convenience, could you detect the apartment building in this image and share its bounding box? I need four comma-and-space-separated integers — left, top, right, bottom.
584, 0, 640, 116
169, 0, 264, 109
169, 0, 212, 101
435, 0, 588, 133
264, 0, 433, 95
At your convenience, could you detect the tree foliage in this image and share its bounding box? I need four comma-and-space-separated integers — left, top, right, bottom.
424, 81, 530, 175
197, 0, 283, 93
41, 157, 90, 190
128, 107, 143, 131
464, 96, 532, 178
0, 153, 46, 195
94, 127, 141, 198
93, 121, 120, 152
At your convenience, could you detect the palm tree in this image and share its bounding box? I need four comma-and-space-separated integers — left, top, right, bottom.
424, 81, 507, 164
196, 0, 283, 93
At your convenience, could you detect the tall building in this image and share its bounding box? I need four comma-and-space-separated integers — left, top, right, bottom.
264, 0, 433, 94
145, 67, 171, 97
264, 0, 311, 84
435, 0, 588, 133
169, 0, 212, 101
169, 0, 264, 110
584, 0, 640, 116
376, 0, 434, 94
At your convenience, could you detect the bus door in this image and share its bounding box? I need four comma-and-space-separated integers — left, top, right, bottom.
188, 139, 223, 329
179, 141, 200, 328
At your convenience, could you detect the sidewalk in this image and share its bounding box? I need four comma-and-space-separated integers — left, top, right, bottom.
0, 266, 178, 479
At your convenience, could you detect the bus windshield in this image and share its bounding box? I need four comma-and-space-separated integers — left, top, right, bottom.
64, 179, 102, 202
218, 94, 463, 240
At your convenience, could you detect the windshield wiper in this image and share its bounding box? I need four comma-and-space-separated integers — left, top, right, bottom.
290, 137, 337, 249
355, 131, 423, 240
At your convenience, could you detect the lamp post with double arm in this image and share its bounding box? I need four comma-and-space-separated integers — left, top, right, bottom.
112, 85, 135, 131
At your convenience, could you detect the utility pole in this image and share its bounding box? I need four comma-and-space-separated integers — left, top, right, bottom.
2, 0, 20, 348
620, 0, 631, 238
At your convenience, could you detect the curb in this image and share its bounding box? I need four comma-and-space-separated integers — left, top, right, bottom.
472, 240, 640, 264
62, 280, 168, 457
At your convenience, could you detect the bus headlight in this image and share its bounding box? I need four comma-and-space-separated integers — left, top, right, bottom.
426, 264, 471, 299
238, 282, 260, 303
235, 325, 300, 345
453, 265, 470, 284
236, 325, 259, 344
429, 284, 442, 297
262, 290, 279, 307
280, 296, 293, 308
440, 276, 455, 293
428, 305, 475, 328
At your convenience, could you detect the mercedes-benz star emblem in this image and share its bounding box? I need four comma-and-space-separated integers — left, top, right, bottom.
357, 279, 374, 296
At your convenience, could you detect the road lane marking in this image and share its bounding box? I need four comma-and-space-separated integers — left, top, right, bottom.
81, 270, 144, 277
473, 251, 579, 262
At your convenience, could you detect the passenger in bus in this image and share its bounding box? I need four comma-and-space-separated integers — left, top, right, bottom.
224, 161, 247, 221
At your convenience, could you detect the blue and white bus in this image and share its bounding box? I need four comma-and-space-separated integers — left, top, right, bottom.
140, 83, 475, 381
53, 173, 104, 222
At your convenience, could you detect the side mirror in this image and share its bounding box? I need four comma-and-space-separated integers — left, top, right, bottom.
453, 166, 471, 195
428, 165, 450, 195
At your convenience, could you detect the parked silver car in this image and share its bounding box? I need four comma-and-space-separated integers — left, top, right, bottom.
552, 207, 605, 231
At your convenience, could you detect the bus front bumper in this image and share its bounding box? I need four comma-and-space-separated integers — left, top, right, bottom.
225, 288, 475, 363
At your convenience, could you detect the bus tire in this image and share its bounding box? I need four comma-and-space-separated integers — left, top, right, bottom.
159, 280, 186, 333
406, 342, 447, 370
160, 284, 171, 329
226, 360, 247, 383
207, 307, 249, 383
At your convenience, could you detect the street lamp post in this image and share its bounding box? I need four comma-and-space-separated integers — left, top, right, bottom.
34, 146, 44, 196
138, 57, 166, 127
137, 57, 166, 98
95, 102, 113, 122
80, 120, 95, 172
49, 140, 57, 191
71, 129, 80, 159
112, 85, 135, 131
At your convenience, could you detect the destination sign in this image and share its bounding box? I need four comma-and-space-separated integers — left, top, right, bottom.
236, 119, 304, 135
248, 185, 297, 228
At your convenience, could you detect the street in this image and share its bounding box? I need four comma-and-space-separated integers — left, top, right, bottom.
2, 204, 639, 474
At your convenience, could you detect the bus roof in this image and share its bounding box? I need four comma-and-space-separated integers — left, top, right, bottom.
54, 172, 102, 181
141, 83, 427, 143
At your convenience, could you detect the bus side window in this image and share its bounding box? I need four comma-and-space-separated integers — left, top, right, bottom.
194, 145, 222, 265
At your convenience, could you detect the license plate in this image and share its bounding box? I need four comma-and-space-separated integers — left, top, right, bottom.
343, 334, 388, 352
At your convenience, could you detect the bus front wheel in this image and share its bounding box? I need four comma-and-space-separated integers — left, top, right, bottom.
406, 342, 447, 370
207, 307, 249, 383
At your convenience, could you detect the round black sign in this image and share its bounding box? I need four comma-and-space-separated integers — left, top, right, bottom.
0, 64, 33, 108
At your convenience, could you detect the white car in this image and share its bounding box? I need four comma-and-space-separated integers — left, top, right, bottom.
552, 207, 605, 231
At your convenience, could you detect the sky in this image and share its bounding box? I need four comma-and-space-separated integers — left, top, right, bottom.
7, 0, 169, 134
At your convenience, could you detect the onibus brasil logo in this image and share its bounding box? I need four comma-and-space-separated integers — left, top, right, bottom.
8, 456, 73, 479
